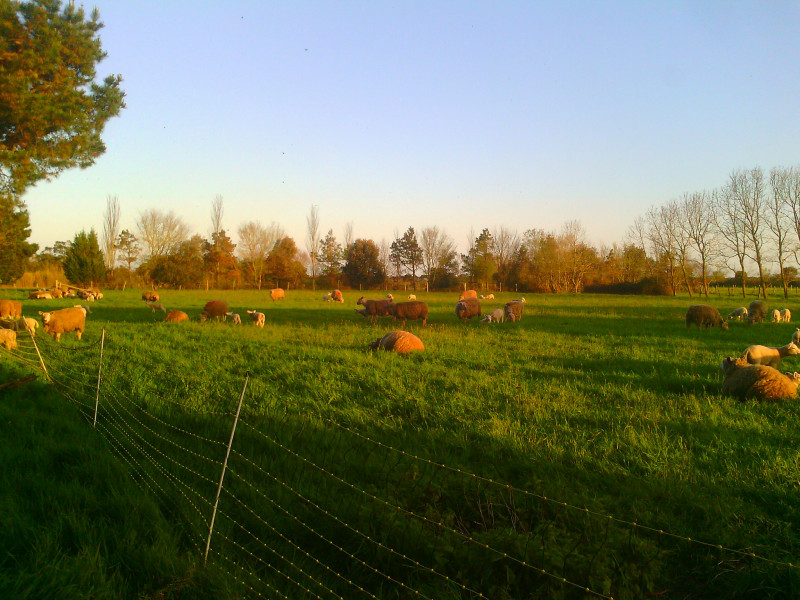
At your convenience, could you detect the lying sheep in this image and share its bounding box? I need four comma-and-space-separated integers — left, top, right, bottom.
685, 304, 728, 330
331, 290, 344, 303
0, 299, 22, 319
164, 310, 189, 322
481, 308, 505, 324
720, 356, 798, 401
479, 293, 496, 300
147, 301, 166, 313
780, 308, 792, 323
270, 288, 285, 301
199, 300, 228, 322
387, 301, 428, 327
459, 290, 478, 301
247, 310, 265, 328
504, 300, 524, 322
142, 291, 159, 302
455, 297, 481, 321
747, 300, 768, 324
0, 329, 17, 351
727, 307, 748, 321
226, 312, 242, 325
742, 342, 800, 368
39, 307, 85, 342
28, 290, 52, 300
368, 330, 424, 354
356, 297, 393, 323
49, 288, 65, 299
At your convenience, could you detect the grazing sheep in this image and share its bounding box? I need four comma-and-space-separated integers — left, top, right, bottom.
322, 293, 332, 301
0, 329, 17, 351
504, 300, 525, 322
387, 301, 428, 327
407, 294, 417, 300
747, 300, 768, 324
199, 300, 229, 322
720, 356, 798, 401
685, 304, 729, 330
8, 317, 38, 336
459, 290, 478, 301
771, 309, 781, 323
0, 299, 22, 319
226, 312, 242, 325
247, 310, 265, 328
147, 302, 166, 313
368, 330, 424, 354
164, 310, 189, 323
142, 291, 160, 302
742, 342, 800, 368
386, 293, 394, 301
28, 290, 52, 300
780, 309, 792, 323
38, 307, 85, 342
481, 308, 505, 324
727, 307, 748, 321
356, 297, 394, 323
455, 297, 482, 321
331, 289, 344, 303
270, 288, 285, 301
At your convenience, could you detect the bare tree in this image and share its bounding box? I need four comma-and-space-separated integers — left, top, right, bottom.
378, 238, 392, 285
712, 186, 749, 298
768, 167, 795, 298
305, 205, 321, 290
101, 194, 120, 270
559, 220, 596, 293
679, 191, 716, 297
730, 168, 769, 298
136, 209, 191, 261
343, 221, 354, 253
644, 203, 680, 295
210, 195, 224, 235
238, 221, 284, 289
492, 225, 520, 289
419, 225, 456, 289
779, 166, 800, 261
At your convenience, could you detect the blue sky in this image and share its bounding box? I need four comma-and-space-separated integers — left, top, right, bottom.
22, 1, 800, 255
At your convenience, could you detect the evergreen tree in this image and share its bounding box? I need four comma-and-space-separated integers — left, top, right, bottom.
149, 236, 205, 288
202, 229, 237, 287
266, 237, 306, 288
318, 229, 343, 285
63, 229, 106, 286
116, 229, 140, 276
343, 239, 385, 288
0, 197, 38, 283
390, 227, 423, 289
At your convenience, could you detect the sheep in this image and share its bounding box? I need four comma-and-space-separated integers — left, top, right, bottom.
226, 312, 242, 325
247, 310, 265, 328
514, 297, 527, 303
481, 308, 505, 324
386, 293, 394, 301
504, 300, 524, 323
322, 293, 332, 302
270, 288, 285, 301
147, 301, 166, 313
685, 304, 729, 330
48, 288, 65, 299
771, 309, 781, 323
747, 300, 768, 324
73, 304, 92, 315
459, 290, 478, 301
142, 291, 160, 302
78, 290, 96, 301
720, 356, 798, 401
0, 299, 22, 319
780, 308, 792, 323
164, 310, 189, 322
0, 329, 17, 351
28, 290, 52, 300
386, 301, 428, 327
479, 293, 496, 300
9, 317, 38, 336
407, 294, 417, 300
794, 328, 800, 346
455, 297, 482, 321
368, 330, 424, 354
356, 297, 394, 323
727, 307, 748, 321
199, 300, 228, 322
741, 342, 800, 368
38, 307, 85, 342
331, 290, 344, 303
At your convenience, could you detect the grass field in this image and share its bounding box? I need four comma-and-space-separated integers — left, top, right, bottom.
1, 288, 799, 599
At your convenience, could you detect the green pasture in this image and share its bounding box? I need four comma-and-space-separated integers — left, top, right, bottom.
1, 288, 799, 599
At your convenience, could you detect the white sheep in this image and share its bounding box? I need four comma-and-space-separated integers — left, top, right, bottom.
771, 309, 781, 322
13, 317, 39, 336
780, 308, 792, 323
226, 312, 242, 325
742, 342, 800, 368
147, 301, 166, 313
480, 308, 505, 324
727, 307, 748, 321
386, 293, 394, 301
247, 310, 265, 328
514, 297, 527, 303
407, 294, 416, 300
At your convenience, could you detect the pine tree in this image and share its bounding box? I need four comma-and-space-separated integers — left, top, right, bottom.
0, 197, 38, 283
63, 229, 106, 286
390, 227, 423, 289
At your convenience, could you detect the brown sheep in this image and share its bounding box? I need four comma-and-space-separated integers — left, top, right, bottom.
368, 330, 424, 354
164, 310, 189, 322
356, 297, 394, 323
0, 299, 22, 319
387, 301, 428, 327
331, 289, 344, 303
270, 288, 285, 301
48, 288, 65, 299
199, 300, 228, 322
38, 307, 85, 342
747, 300, 768, 324
685, 304, 728, 330
504, 300, 524, 322
142, 291, 160, 302
455, 297, 481, 321
0, 329, 17, 351
459, 289, 478, 301
720, 356, 798, 401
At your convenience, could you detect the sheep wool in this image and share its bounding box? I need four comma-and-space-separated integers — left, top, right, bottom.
747, 300, 768, 324
459, 290, 478, 301
741, 343, 800, 368
368, 331, 424, 354
0, 329, 17, 351
0, 299, 22, 319
270, 288, 285, 301
685, 304, 728, 330
387, 301, 428, 327
164, 310, 189, 322
455, 297, 481, 320
720, 356, 798, 401
39, 307, 85, 342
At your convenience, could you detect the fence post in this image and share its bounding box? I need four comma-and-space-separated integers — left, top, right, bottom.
93, 328, 106, 428
204, 371, 249, 565
27, 318, 50, 381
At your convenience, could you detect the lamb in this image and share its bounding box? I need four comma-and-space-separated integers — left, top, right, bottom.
199, 300, 229, 322
794, 328, 800, 346
356, 297, 394, 323
386, 293, 394, 301
0, 329, 17, 351
685, 304, 729, 330
247, 310, 265, 328
455, 297, 481, 321
459, 290, 478, 301
514, 297, 527, 303
481, 308, 505, 324
479, 293, 495, 300
38, 307, 85, 342
747, 300, 768, 324
270, 288, 285, 301
727, 307, 748, 321
164, 310, 189, 322
142, 291, 160, 302
771, 309, 781, 323
741, 342, 800, 368
407, 294, 417, 300
226, 312, 242, 325
322, 293, 332, 302
504, 300, 525, 322
147, 302, 166, 313
331, 290, 344, 303
73, 304, 92, 315
387, 301, 428, 327
720, 356, 798, 401
368, 330, 424, 354
0, 299, 22, 319
780, 309, 792, 323
9, 317, 38, 336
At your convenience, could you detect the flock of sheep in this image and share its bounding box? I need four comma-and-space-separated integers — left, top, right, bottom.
686, 301, 800, 402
